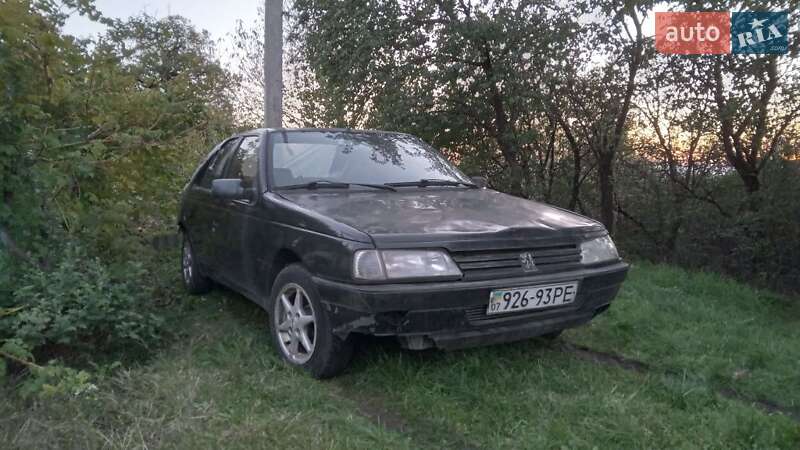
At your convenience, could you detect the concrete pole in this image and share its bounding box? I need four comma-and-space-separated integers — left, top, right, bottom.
264, 0, 283, 128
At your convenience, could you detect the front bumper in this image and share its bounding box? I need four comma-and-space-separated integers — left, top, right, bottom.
314, 261, 629, 350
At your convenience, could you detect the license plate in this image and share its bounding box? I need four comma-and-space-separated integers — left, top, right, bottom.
487, 282, 579, 315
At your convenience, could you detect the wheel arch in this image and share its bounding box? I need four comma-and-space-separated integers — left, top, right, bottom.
265, 248, 304, 296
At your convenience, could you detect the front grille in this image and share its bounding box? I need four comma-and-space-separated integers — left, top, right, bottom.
451, 243, 581, 281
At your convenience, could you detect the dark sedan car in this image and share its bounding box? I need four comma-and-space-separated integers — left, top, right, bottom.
179, 128, 628, 378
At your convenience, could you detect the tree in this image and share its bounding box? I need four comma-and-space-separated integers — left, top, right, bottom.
0, 0, 94, 265
286, 0, 583, 197
228, 6, 268, 128
0, 2, 235, 264
554, 1, 653, 234
229, 4, 315, 128
616, 51, 728, 257
686, 1, 800, 198
708, 53, 800, 196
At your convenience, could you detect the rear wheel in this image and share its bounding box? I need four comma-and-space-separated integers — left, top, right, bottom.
181, 232, 212, 295
269, 264, 353, 378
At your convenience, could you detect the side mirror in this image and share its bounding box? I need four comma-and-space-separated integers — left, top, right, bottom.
211, 179, 244, 199
470, 176, 488, 189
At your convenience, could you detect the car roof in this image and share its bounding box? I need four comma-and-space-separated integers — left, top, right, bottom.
233, 128, 411, 138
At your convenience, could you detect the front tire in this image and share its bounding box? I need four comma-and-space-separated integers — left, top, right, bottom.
181, 232, 212, 295
269, 264, 354, 378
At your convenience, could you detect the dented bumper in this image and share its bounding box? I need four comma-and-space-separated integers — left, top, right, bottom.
314, 261, 629, 350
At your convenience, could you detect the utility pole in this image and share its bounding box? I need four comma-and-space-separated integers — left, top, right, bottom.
264, 0, 283, 128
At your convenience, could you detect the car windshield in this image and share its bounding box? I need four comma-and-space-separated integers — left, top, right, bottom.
270, 131, 471, 188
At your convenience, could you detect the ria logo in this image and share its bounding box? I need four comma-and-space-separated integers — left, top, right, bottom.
656, 11, 789, 55
519, 252, 537, 272
732, 12, 788, 54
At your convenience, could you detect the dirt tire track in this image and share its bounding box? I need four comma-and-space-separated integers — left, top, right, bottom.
329, 382, 481, 450
560, 342, 650, 373
718, 387, 800, 423
559, 340, 800, 423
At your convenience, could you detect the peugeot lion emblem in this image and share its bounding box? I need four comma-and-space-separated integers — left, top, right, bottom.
519, 252, 537, 272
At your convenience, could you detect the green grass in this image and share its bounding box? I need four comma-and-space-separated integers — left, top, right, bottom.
2, 262, 799, 449
0, 295, 414, 450
569, 261, 800, 408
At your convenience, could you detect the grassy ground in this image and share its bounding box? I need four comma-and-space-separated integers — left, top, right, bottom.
570, 263, 800, 409
2, 262, 799, 449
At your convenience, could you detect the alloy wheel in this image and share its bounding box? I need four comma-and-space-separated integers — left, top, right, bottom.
274, 283, 317, 364
182, 239, 193, 284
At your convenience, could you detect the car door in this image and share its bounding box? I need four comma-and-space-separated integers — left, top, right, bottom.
181, 147, 220, 260
216, 135, 263, 293
189, 137, 241, 276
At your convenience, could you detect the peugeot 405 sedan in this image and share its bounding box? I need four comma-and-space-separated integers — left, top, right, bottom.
179, 128, 628, 378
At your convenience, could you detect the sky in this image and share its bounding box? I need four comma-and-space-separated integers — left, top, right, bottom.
63, 0, 263, 41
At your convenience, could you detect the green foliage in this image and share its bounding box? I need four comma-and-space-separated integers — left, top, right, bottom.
0, 251, 12, 301
614, 152, 800, 294
0, 244, 164, 395
5, 244, 163, 354
0, 2, 234, 254
0, 338, 34, 366
0, 2, 235, 395
0, 332, 96, 398
20, 362, 96, 399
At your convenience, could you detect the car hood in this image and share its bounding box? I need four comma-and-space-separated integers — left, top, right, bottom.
278, 188, 604, 244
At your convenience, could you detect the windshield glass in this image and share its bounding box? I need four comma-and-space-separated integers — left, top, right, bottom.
270, 131, 470, 188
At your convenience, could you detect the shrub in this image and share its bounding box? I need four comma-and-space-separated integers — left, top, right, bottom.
615, 160, 800, 295
1, 244, 164, 395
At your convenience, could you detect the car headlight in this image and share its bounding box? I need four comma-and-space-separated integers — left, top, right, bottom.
580, 235, 619, 264
353, 249, 462, 281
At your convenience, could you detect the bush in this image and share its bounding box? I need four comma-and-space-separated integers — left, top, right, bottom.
615, 157, 800, 295
1, 244, 164, 395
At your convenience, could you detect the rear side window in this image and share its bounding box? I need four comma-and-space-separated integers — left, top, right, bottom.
197, 138, 240, 188
224, 135, 260, 190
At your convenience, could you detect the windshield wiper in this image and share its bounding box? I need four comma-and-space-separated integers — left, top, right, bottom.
281, 180, 350, 190
385, 178, 477, 188
350, 183, 397, 192
280, 180, 397, 192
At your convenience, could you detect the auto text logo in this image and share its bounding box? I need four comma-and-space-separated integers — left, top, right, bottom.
656, 11, 789, 55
